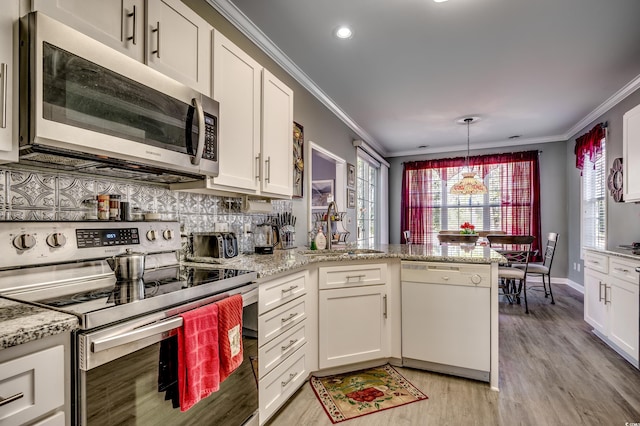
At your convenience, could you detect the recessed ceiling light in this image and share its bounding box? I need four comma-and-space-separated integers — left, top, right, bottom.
334, 26, 353, 39
433, 0, 449, 3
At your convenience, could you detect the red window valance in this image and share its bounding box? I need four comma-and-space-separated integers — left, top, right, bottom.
575, 123, 605, 174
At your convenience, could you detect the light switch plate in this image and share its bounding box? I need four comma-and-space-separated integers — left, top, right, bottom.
214, 222, 229, 232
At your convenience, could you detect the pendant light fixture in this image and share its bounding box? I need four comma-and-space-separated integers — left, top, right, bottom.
450, 117, 488, 195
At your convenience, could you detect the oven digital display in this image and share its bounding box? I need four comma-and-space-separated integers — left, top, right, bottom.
76, 228, 140, 248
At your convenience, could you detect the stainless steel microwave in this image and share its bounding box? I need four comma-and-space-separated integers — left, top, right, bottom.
19, 12, 219, 182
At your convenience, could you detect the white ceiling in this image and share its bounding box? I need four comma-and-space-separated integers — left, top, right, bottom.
214, 0, 640, 157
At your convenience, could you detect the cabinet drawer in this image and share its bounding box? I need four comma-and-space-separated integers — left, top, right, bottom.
0, 346, 64, 426
258, 322, 307, 379
259, 343, 307, 424
584, 251, 608, 274
259, 270, 307, 315
258, 297, 306, 346
609, 257, 640, 285
401, 262, 491, 287
319, 263, 387, 289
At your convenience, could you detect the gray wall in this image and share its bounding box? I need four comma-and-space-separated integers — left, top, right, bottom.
184, 0, 360, 243
566, 88, 640, 286
387, 141, 568, 278
311, 152, 337, 181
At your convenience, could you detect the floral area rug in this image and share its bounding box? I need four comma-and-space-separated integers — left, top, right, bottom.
310, 364, 428, 423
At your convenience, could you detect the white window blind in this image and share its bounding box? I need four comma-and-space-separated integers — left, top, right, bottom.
582, 140, 606, 250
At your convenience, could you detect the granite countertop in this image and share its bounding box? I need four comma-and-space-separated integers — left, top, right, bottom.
0, 298, 78, 350
584, 246, 640, 262
188, 243, 505, 279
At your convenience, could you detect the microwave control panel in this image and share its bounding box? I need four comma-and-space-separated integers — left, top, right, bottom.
202, 113, 218, 161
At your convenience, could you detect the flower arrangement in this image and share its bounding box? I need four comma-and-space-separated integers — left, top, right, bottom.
460, 222, 476, 234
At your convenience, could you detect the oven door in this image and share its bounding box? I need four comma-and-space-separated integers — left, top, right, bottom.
74, 286, 258, 426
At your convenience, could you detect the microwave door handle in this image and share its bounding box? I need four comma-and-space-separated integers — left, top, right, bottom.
190, 97, 205, 166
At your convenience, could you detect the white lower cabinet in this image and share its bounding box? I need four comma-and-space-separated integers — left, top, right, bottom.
257, 270, 310, 425
584, 250, 639, 367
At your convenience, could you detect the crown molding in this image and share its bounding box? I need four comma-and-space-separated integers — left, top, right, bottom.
206, 0, 388, 157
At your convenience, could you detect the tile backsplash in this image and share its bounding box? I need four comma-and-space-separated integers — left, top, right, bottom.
0, 165, 292, 253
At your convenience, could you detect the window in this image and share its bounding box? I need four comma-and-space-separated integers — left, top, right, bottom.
401, 151, 541, 257
581, 140, 606, 251
356, 154, 378, 248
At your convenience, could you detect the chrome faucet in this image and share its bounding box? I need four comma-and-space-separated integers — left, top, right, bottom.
325, 201, 338, 250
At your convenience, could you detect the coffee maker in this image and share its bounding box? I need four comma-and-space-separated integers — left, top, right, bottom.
254, 223, 280, 254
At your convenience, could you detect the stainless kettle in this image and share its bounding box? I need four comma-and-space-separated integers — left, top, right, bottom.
106, 249, 146, 281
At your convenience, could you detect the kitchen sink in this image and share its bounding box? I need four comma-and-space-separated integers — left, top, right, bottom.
301, 248, 384, 257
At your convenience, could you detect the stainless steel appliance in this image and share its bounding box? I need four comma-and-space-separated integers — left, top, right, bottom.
254, 223, 279, 254
0, 221, 258, 425
192, 232, 239, 258
19, 12, 219, 184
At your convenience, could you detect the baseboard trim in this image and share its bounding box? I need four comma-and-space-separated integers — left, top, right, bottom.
525, 276, 584, 294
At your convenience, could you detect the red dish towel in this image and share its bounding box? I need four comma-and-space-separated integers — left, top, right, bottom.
177, 303, 220, 412
217, 294, 244, 383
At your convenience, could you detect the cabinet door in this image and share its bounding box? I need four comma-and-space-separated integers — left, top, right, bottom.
261, 69, 293, 197
146, 0, 211, 94
623, 103, 640, 202
0, 0, 18, 163
319, 286, 388, 369
584, 269, 608, 334
608, 277, 639, 362
32, 0, 144, 61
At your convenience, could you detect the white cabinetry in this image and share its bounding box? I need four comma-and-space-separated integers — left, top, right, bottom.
0, 334, 69, 426
584, 250, 639, 367
0, 0, 18, 163
401, 262, 491, 382
32, 0, 212, 94
623, 103, 640, 202
257, 270, 310, 425
318, 263, 389, 369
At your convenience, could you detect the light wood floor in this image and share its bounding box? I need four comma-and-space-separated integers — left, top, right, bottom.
268, 285, 640, 425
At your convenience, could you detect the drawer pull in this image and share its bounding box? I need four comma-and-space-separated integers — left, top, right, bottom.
281, 285, 298, 294
0, 392, 24, 407
442, 276, 450, 281
281, 313, 297, 323
281, 372, 296, 387
590, 260, 600, 264
613, 267, 630, 273
598, 281, 605, 302
346, 274, 366, 281
281, 338, 298, 352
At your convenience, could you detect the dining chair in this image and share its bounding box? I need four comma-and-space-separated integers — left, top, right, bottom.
487, 234, 535, 314
513, 232, 558, 305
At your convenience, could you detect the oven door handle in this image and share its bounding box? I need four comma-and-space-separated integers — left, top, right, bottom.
91, 287, 258, 353
92, 317, 183, 353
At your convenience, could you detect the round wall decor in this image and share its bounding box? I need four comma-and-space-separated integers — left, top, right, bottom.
607, 157, 624, 202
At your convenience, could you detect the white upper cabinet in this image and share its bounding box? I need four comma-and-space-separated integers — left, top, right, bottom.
623, 103, 640, 202
210, 29, 262, 193
0, 0, 18, 163
261, 69, 294, 198
32, 0, 212, 94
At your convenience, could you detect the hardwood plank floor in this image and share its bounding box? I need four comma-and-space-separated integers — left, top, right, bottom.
267, 285, 640, 425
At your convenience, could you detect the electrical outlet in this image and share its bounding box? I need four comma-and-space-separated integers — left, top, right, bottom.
577, 263, 581, 272
244, 223, 252, 233
214, 222, 229, 232
573, 262, 577, 270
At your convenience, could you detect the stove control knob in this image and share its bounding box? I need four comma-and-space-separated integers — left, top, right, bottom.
471, 274, 482, 285
146, 230, 157, 241
162, 229, 174, 240
46, 232, 67, 248
13, 233, 36, 250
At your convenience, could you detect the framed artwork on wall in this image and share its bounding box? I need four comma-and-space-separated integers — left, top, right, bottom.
293, 122, 304, 198
347, 163, 356, 188
347, 188, 356, 208
312, 180, 334, 208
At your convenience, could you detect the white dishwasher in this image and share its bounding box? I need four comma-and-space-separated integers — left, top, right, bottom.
401, 261, 491, 382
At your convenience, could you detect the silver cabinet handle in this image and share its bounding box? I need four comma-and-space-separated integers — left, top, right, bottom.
281, 372, 296, 387
604, 285, 611, 305
190, 98, 205, 166
265, 156, 271, 183
126, 5, 137, 45
151, 21, 160, 58
346, 274, 366, 281
1, 63, 6, 129
0, 392, 24, 407
613, 267, 630, 273
255, 155, 261, 180
383, 294, 388, 319
281, 285, 298, 294
281, 313, 297, 323
281, 338, 298, 352
598, 281, 604, 302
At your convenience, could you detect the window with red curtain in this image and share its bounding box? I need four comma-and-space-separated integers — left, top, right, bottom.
401, 151, 542, 259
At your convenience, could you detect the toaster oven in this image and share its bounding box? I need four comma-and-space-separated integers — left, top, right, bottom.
192, 232, 238, 258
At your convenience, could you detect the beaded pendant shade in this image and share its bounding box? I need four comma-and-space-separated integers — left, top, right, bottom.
450, 118, 488, 195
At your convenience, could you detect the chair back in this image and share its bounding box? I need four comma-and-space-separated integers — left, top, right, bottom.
487, 235, 535, 268
542, 232, 559, 268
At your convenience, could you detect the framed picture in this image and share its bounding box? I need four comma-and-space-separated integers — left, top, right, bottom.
311, 180, 334, 208
347, 163, 356, 187
347, 188, 356, 208
293, 122, 304, 198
